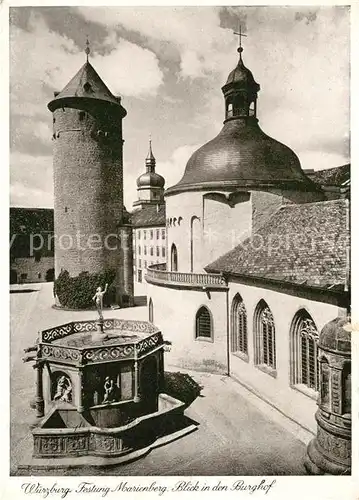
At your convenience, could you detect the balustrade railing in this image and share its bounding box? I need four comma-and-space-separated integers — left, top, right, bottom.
146, 263, 227, 287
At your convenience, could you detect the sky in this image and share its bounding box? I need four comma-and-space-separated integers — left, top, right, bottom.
9, 6, 350, 209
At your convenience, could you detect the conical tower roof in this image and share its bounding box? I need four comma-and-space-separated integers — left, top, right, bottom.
48, 61, 124, 112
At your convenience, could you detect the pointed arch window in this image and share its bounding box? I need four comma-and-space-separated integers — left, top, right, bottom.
149, 298, 154, 323
342, 363, 351, 415
195, 306, 213, 341
320, 357, 330, 409
290, 310, 319, 392
254, 300, 276, 373
171, 243, 178, 271
231, 294, 248, 359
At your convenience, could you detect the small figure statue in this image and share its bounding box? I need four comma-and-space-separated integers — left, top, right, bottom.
61, 384, 72, 403
92, 283, 108, 321
53, 375, 72, 402
102, 376, 116, 404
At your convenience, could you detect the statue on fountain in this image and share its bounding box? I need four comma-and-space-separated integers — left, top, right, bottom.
92, 283, 108, 321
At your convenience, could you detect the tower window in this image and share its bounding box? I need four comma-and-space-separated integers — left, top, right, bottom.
254, 300, 276, 373
290, 310, 319, 392
53, 117, 56, 124
231, 294, 248, 358
83, 82, 92, 93
195, 306, 213, 341
65, 207, 68, 213
79, 111, 86, 121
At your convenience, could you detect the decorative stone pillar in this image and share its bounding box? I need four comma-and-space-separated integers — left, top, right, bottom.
78, 369, 84, 413
133, 360, 140, 403
29, 361, 45, 428
305, 316, 351, 475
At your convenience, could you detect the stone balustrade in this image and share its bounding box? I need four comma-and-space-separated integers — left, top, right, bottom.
145, 263, 227, 289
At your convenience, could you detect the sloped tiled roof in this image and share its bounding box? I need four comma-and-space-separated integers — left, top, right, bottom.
48, 61, 122, 111
206, 199, 349, 290
130, 204, 166, 228
309, 164, 350, 187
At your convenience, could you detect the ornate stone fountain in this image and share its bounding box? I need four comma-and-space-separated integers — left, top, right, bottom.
20, 317, 194, 472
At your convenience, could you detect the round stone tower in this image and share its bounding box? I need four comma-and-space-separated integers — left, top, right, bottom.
48, 51, 132, 306
305, 316, 351, 475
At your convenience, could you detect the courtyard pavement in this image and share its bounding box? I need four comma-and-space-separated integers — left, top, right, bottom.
10, 283, 310, 476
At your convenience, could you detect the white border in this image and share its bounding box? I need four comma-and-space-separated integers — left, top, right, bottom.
2, 1, 358, 499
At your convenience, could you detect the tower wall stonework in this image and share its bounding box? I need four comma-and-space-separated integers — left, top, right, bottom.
52, 103, 126, 302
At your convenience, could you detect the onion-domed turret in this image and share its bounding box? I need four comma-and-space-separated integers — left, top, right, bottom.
166, 40, 320, 197
133, 140, 165, 209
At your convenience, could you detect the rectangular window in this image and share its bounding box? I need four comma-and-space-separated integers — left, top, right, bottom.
138, 259, 141, 268
162, 247, 166, 257
150, 230, 153, 239
150, 247, 154, 256
156, 246, 160, 257
156, 229, 160, 240
138, 230, 141, 239
144, 260, 147, 268
138, 246, 141, 255
144, 230, 147, 240
144, 246, 147, 256
138, 270, 142, 283
162, 229, 165, 240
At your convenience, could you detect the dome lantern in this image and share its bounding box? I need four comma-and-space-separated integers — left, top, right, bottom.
222, 26, 260, 122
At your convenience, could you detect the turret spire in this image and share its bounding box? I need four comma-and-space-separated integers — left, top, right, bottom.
85, 36, 90, 62
233, 24, 247, 60
146, 135, 156, 172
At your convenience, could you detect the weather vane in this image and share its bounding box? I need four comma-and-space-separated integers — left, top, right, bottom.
233, 24, 247, 53
85, 35, 90, 62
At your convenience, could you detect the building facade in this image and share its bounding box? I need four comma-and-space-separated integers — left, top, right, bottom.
131, 141, 166, 295
145, 43, 350, 434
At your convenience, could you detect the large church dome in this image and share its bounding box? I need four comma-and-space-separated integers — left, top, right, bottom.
166, 46, 318, 196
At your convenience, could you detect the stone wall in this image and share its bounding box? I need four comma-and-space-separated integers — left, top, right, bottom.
10, 256, 54, 283
147, 276, 344, 433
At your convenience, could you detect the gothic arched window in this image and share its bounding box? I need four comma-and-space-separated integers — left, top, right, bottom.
231, 294, 248, 358
195, 306, 212, 340
171, 243, 178, 272
290, 310, 319, 391
254, 300, 276, 371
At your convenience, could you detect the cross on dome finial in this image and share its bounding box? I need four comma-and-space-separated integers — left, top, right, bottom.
85, 36, 90, 62
233, 24, 247, 55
